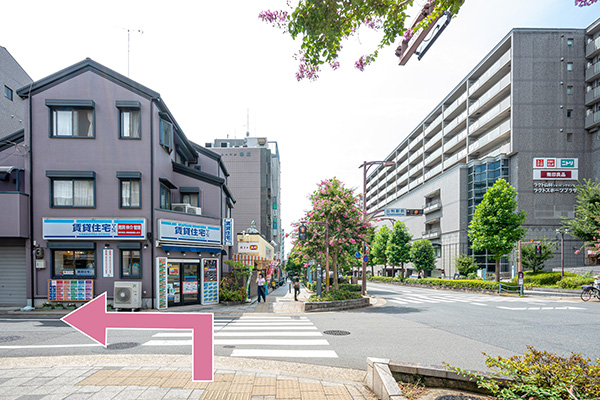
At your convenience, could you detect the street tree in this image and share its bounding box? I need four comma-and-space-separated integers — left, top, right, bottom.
371, 225, 391, 276
455, 253, 478, 278
259, 1, 596, 81
386, 221, 412, 278
468, 179, 527, 282
521, 238, 557, 273
561, 179, 600, 243
285, 248, 304, 278
291, 177, 371, 291
409, 239, 436, 277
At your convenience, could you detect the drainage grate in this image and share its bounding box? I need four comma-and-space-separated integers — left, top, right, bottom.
323, 330, 350, 336
106, 342, 140, 350
0, 336, 22, 343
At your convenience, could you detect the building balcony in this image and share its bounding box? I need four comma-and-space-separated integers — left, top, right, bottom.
424, 164, 443, 181
585, 62, 600, 83
585, 110, 600, 130
424, 113, 443, 137
586, 36, 600, 59
398, 158, 409, 172
468, 119, 511, 156
469, 73, 511, 115
408, 176, 424, 190
469, 50, 511, 98
398, 185, 409, 197
422, 229, 441, 240
408, 147, 424, 163
409, 161, 423, 177
585, 86, 600, 107
423, 202, 441, 214
424, 130, 443, 152
443, 110, 467, 138
398, 171, 409, 185
443, 128, 468, 154
395, 146, 409, 163
443, 148, 467, 169
0, 192, 29, 238
468, 96, 511, 137
408, 132, 424, 151
443, 92, 468, 121
424, 147, 443, 167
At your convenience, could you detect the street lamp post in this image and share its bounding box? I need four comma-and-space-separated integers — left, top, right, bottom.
556, 228, 569, 279
359, 160, 395, 295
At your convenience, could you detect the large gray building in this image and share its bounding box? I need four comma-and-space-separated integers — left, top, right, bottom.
206, 136, 284, 261
0, 58, 236, 308
0, 46, 31, 139
367, 17, 600, 278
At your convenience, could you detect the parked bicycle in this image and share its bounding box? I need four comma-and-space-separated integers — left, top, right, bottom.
580, 285, 600, 302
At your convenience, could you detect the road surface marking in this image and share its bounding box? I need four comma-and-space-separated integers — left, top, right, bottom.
0, 343, 102, 349
231, 349, 338, 358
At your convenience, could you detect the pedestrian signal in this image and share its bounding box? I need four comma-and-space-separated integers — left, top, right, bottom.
299, 225, 307, 241
406, 209, 424, 215
535, 244, 542, 255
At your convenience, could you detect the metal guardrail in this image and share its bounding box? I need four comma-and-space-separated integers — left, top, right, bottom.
498, 283, 523, 296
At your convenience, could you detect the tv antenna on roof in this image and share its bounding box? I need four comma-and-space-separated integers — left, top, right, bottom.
120, 28, 143, 77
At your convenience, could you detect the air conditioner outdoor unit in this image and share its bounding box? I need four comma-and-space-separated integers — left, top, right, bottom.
186, 206, 202, 215
172, 203, 191, 213
114, 281, 142, 310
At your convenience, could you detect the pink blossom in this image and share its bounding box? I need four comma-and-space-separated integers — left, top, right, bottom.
575, 249, 581, 254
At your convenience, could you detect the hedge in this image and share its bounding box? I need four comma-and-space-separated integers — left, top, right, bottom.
308, 289, 363, 302
367, 276, 500, 290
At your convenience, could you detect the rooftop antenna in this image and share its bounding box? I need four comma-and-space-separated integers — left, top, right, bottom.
123, 28, 143, 77
246, 108, 250, 137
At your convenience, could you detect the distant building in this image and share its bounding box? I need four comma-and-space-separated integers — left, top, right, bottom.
367, 17, 600, 278
0, 46, 32, 140
206, 136, 284, 262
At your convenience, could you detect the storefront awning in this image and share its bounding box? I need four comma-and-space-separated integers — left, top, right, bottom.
161, 244, 222, 253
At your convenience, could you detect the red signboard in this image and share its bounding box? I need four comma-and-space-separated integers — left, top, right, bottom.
117, 223, 143, 236
540, 170, 572, 179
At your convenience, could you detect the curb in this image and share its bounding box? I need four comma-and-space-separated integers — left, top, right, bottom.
304, 297, 370, 312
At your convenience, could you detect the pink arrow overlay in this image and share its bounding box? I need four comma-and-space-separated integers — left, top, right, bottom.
61, 292, 213, 381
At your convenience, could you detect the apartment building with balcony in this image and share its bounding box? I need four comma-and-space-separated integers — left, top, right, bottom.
367, 17, 600, 278
0, 58, 236, 308
206, 137, 284, 262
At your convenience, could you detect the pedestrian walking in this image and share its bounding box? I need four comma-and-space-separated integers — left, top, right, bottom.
293, 277, 300, 301
257, 273, 266, 303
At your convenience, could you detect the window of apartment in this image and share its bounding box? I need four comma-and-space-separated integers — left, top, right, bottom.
48, 243, 96, 278
567, 62, 573, 72
567, 86, 574, 95
116, 101, 141, 139
160, 183, 172, 210
118, 243, 142, 278
180, 187, 200, 207
567, 38, 573, 47
46, 171, 95, 207
159, 117, 173, 153
567, 109, 573, 118
117, 172, 141, 208
3, 85, 13, 101
46, 100, 95, 138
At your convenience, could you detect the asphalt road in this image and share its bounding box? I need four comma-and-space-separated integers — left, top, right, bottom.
1, 282, 598, 374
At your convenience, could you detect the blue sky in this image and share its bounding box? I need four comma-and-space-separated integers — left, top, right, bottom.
1, 1, 598, 255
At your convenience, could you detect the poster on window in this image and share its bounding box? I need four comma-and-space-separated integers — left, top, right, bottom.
155, 257, 168, 310
183, 281, 199, 294
201, 258, 219, 305
48, 279, 94, 301
103, 249, 114, 278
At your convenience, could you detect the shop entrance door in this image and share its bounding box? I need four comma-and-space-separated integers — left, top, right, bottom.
182, 263, 200, 304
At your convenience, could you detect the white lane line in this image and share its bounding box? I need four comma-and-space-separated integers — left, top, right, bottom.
423, 296, 455, 303
471, 302, 488, 306
389, 300, 408, 305
402, 296, 440, 303
143, 340, 192, 346
217, 339, 330, 346
215, 331, 323, 337
154, 332, 192, 337
497, 306, 527, 310
0, 343, 102, 349
391, 297, 423, 304
239, 317, 309, 320
224, 322, 315, 326
220, 326, 317, 331
231, 349, 338, 358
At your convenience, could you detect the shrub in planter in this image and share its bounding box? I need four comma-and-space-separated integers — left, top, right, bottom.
54, 303, 65, 310
556, 275, 595, 289
308, 289, 363, 302
219, 276, 247, 303
511, 271, 578, 287
42, 302, 53, 310
338, 283, 361, 292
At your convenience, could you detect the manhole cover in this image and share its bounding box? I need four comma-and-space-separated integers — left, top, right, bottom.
105, 342, 140, 350
0, 336, 22, 343
323, 330, 350, 336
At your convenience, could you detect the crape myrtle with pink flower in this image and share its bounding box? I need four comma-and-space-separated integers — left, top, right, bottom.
288, 178, 371, 291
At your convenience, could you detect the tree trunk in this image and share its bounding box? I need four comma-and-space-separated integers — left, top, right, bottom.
400, 262, 405, 279
333, 252, 339, 290
495, 259, 500, 282
391, 265, 395, 278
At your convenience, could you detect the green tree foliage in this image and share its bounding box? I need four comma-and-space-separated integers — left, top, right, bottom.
259, 0, 465, 80
562, 179, 600, 243
371, 225, 391, 275
447, 346, 600, 399
291, 178, 370, 290
521, 238, 556, 272
386, 221, 412, 278
409, 239, 435, 275
284, 248, 304, 277
455, 253, 477, 277
468, 179, 527, 282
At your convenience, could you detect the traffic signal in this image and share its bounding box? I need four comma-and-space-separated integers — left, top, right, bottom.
406, 209, 424, 216
535, 244, 542, 255
298, 225, 307, 241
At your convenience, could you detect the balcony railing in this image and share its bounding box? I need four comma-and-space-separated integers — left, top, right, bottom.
409, 161, 424, 177
424, 147, 443, 167
424, 164, 443, 181
443, 92, 468, 120
585, 86, 600, 106
443, 128, 467, 154
586, 62, 600, 82
586, 36, 600, 58
424, 130, 443, 152
424, 113, 443, 137
408, 132, 424, 151
469, 96, 511, 136
468, 119, 511, 155
469, 73, 511, 115
469, 50, 511, 97
443, 148, 467, 169
443, 110, 467, 137
585, 110, 600, 130
408, 147, 424, 163
422, 229, 441, 240
423, 202, 442, 214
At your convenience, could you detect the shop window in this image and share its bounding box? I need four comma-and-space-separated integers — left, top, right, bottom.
46, 100, 95, 138
52, 249, 96, 278
47, 171, 96, 208
121, 249, 142, 278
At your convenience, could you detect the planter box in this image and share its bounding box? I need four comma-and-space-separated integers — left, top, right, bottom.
304, 297, 370, 312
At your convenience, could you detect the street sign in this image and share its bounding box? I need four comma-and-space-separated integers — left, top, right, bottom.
355, 252, 361, 258
363, 255, 369, 262
384, 208, 406, 217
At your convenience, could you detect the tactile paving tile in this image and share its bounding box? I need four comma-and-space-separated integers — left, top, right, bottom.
251, 385, 277, 396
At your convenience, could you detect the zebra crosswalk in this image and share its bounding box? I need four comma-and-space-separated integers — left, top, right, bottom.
142, 315, 338, 359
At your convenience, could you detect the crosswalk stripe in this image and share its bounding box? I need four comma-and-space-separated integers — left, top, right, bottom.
215, 331, 323, 337
390, 299, 408, 305
219, 322, 314, 326
143, 339, 330, 346
218, 326, 317, 330
231, 349, 338, 358
392, 297, 423, 304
